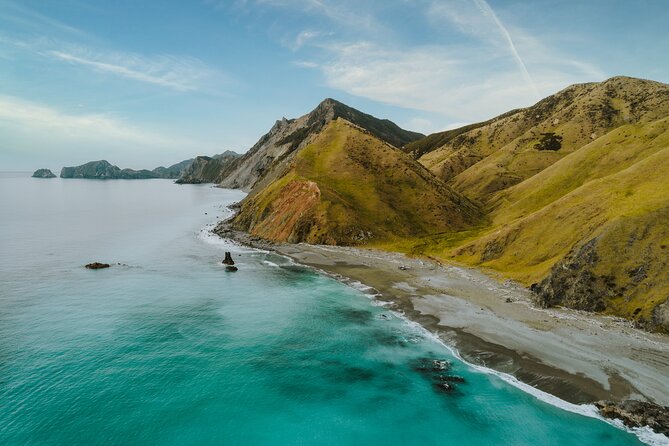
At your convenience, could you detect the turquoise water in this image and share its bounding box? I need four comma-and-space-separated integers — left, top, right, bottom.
0, 174, 650, 445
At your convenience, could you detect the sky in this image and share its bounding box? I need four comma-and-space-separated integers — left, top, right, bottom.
1, 0, 668, 171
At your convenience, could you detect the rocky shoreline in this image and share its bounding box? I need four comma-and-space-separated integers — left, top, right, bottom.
212, 218, 669, 439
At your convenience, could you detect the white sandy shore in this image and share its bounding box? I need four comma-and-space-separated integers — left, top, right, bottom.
274, 243, 669, 406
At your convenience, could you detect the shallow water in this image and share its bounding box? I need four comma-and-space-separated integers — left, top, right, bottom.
0, 174, 654, 445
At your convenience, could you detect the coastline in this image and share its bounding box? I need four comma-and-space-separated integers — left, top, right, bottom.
214, 225, 669, 409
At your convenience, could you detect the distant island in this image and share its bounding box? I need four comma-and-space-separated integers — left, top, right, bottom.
32, 168, 56, 178
59, 159, 193, 180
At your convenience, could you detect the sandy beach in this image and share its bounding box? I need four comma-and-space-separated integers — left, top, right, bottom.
217, 226, 669, 407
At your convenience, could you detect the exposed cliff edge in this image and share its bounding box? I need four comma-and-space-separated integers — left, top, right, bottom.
175, 151, 240, 184
60, 159, 193, 179
31, 168, 56, 178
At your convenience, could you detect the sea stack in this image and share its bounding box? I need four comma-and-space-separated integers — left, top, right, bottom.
32, 168, 56, 178
222, 252, 235, 265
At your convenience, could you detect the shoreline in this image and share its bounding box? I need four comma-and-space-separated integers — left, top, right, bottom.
212, 224, 669, 440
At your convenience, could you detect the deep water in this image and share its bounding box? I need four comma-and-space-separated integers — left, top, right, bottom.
0, 173, 651, 445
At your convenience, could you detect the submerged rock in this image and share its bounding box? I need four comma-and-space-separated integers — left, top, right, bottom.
225, 265, 238, 272
595, 400, 669, 435
32, 168, 56, 178
85, 262, 110, 269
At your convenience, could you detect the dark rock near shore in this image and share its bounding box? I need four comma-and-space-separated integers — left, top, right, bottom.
85, 262, 110, 269
225, 265, 238, 272
222, 252, 235, 265
595, 400, 669, 435
32, 168, 56, 178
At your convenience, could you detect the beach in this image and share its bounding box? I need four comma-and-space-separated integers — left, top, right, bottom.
217, 227, 669, 407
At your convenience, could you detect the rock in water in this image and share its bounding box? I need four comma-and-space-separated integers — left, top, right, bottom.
222, 252, 235, 265
595, 400, 669, 435
225, 265, 238, 272
85, 262, 110, 269
32, 168, 56, 178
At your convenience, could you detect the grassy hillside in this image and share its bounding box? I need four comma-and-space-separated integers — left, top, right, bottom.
231, 119, 483, 244
417, 76, 669, 205
225, 77, 669, 331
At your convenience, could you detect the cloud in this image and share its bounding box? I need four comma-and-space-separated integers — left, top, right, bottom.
288, 1, 605, 122
0, 34, 224, 93
470, 0, 539, 99
0, 94, 177, 145
299, 40, 604, 122
0, 0, 86, 37
0, 95, 211, 168
47, 49, 209, 92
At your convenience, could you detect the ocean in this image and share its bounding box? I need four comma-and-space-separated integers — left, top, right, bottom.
0, 173, 658, 445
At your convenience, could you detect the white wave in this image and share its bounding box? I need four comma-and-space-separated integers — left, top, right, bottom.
393, 311, 668, 445
263, 260, 280, 268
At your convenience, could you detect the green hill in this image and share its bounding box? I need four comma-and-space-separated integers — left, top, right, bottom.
230, 119, 483, 244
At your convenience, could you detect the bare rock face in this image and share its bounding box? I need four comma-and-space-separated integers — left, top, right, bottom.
530, 238, 611, 312
85, 262, 110, 269
595, 400, 669, 436
32, 169, 56, 178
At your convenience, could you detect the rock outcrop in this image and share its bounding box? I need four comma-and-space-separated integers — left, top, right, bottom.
31, 168, 56, 178
85, 262, 110, 269
595, 400, 669, 436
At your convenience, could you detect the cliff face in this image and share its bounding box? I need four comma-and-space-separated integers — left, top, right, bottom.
217, 98, 424, 191
175, 151, 240, 184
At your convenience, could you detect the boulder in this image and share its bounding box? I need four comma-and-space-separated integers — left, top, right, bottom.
85, 262, 110, 269
225, 265, 238, 272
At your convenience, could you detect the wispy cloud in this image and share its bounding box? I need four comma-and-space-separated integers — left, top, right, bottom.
0, 0, 86, 37
47, 49, 208, 92
0, 34, 225, 93
0, 94, 214, 168
299, 39, 603, 121
0, 94, 176, 145
288, 1, 604, 122
470, 0, 539, 99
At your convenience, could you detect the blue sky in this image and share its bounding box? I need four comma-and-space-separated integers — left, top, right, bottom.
1, 0, 667, 170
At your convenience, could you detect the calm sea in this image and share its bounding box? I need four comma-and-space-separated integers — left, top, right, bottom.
0, 173, 656, 445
